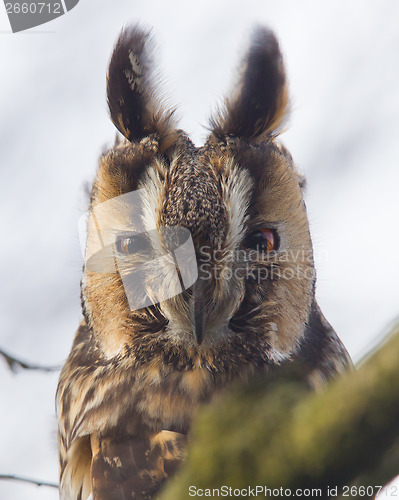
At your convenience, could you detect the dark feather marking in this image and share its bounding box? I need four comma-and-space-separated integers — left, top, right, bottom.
298, 300, 353, 381
107, 26, 178, 151
211, 26, 288, 140
91, 433, 186, 500
107, 26, 152, 140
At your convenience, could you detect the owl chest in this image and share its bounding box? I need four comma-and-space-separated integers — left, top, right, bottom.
132, 364, 222, 433
65, 349, 257, 442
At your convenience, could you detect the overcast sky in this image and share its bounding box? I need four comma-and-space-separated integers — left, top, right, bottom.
1, 1, 399, 498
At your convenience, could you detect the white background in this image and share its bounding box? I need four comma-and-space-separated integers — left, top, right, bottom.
0, 1, 398, 498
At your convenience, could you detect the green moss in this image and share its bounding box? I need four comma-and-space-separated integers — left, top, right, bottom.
160, 325, 399, 499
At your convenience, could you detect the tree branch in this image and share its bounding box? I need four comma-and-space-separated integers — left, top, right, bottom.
0, 474, 58, 488
160, 326, 399, 499
0, 348, 61, 373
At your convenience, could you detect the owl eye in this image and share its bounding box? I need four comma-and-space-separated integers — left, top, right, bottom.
115, 234, 150, 255
244, 228, 279, 253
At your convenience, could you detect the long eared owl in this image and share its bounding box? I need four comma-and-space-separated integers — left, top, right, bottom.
57, 25, 352, 499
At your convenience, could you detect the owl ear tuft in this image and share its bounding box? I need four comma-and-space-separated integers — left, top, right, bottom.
107, 25, 178, 151
210, 27, 289, 141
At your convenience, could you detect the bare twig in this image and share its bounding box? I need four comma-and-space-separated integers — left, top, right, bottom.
0, 348, 61, 373
0, 474, 58, 488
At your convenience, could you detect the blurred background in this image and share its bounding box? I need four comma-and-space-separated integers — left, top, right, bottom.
0, 0, 398, 498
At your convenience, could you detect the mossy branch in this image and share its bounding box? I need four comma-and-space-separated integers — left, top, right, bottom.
160, 326, 399, 499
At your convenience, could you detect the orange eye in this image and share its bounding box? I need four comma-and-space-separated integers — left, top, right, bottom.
244, 228, 279, 253
115, 234, 151, 255
116, 236, 135, 254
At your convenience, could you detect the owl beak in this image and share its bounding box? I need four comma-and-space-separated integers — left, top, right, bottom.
192, 276, 205, 345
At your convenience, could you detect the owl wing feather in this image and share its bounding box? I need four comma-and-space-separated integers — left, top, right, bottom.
90, 431, 186, 500
298, 300, 353, 389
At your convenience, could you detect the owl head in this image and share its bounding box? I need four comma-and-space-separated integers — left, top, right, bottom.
81, 25, 314, 366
